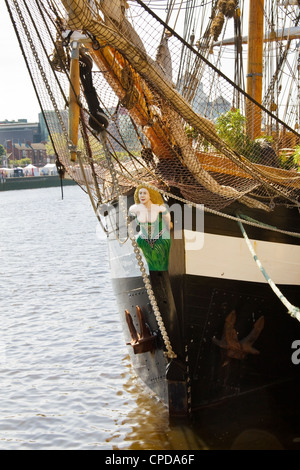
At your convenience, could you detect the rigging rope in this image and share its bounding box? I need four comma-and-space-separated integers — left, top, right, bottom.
9, 0, 300, 231
238, 219, 300, 322
111, 163, 300, 238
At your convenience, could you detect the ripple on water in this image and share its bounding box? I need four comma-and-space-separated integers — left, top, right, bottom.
0, 187, 140, 449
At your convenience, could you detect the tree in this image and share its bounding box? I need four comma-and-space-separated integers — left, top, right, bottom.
0, 145, 7, 166
292, 145, 300, 172
215, 108, 270, 162
215, 108, 248, 155
14, 158, 31, 167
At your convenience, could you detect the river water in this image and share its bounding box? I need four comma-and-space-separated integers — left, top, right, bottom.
0, 185, 299, 451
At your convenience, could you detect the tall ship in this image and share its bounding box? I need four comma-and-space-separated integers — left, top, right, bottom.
5, 0, 300, 418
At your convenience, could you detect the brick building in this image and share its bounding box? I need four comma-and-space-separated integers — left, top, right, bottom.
0, 117, 49, 167
5, 140, 47, 166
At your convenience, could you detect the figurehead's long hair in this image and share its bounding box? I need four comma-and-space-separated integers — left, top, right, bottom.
134, 185, 164, 205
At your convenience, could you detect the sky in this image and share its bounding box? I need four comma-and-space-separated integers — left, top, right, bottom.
0, 1, 41, 123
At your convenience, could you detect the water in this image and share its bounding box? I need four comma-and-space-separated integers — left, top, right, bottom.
0, 185, 299, 451
0, 185, 187, 450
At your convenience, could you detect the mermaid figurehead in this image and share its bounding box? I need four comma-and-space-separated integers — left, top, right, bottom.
129, 185, 171, 271
134, 185, 164, 206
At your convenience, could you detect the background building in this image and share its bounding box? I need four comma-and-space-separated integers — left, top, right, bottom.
0, 119, 41, 146
0, 113, 52, 167
0, 108, 143, 167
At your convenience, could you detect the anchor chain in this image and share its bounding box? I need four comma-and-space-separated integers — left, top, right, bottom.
100, 133, 177, 359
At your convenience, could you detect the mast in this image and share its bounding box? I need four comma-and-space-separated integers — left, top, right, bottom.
246, 0, 264, 139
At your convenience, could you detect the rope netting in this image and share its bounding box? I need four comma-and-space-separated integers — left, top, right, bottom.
6, 0, 300, 212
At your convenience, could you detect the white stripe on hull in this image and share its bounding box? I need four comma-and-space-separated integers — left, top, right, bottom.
184, 230, 300, 285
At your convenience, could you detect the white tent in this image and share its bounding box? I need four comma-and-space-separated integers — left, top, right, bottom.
23, 164, 39, 176
40, 163, 57, 176
0, 168, 14, 177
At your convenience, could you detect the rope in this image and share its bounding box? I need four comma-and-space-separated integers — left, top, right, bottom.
111, 165, 300, 239
237, 220, 300, 323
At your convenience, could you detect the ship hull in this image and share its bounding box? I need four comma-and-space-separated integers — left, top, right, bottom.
104, 193, 300, 416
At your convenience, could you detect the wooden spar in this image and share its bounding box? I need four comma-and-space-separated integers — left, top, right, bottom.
68, 40, 80, 162
213, 26, 300, 46
246, 0, 264, 140
196, 152, 300, 188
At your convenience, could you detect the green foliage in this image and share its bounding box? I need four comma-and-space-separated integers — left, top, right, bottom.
184, 124, 211, 151
216, 109, 246, 148
215, 109, 274, 163
292, 145, 300, 172
215, 108, 255, 158
13, 158, 31, 167
0, 144, 6, 165
185, 124, 198, 140
0, 145, 6, 157
45, 133, 68, 156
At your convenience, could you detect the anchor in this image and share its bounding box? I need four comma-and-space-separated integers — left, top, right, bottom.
212, 310, 265, 363
125, 306, 157, 354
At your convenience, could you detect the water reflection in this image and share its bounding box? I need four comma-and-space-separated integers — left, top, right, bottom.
230, 429, 283, 450
109, 357, 208, 450
111, 356, 299, 450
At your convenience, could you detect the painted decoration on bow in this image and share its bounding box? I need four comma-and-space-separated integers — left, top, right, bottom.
129, 185, 171, 271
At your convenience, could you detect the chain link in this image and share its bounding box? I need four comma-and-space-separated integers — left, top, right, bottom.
99, 134, 177, 359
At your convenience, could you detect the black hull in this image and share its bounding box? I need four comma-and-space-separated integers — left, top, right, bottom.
104, 194, 300, 417
112, 272, 300, 410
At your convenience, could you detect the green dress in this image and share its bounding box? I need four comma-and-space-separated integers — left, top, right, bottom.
136, 212, 171, 271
